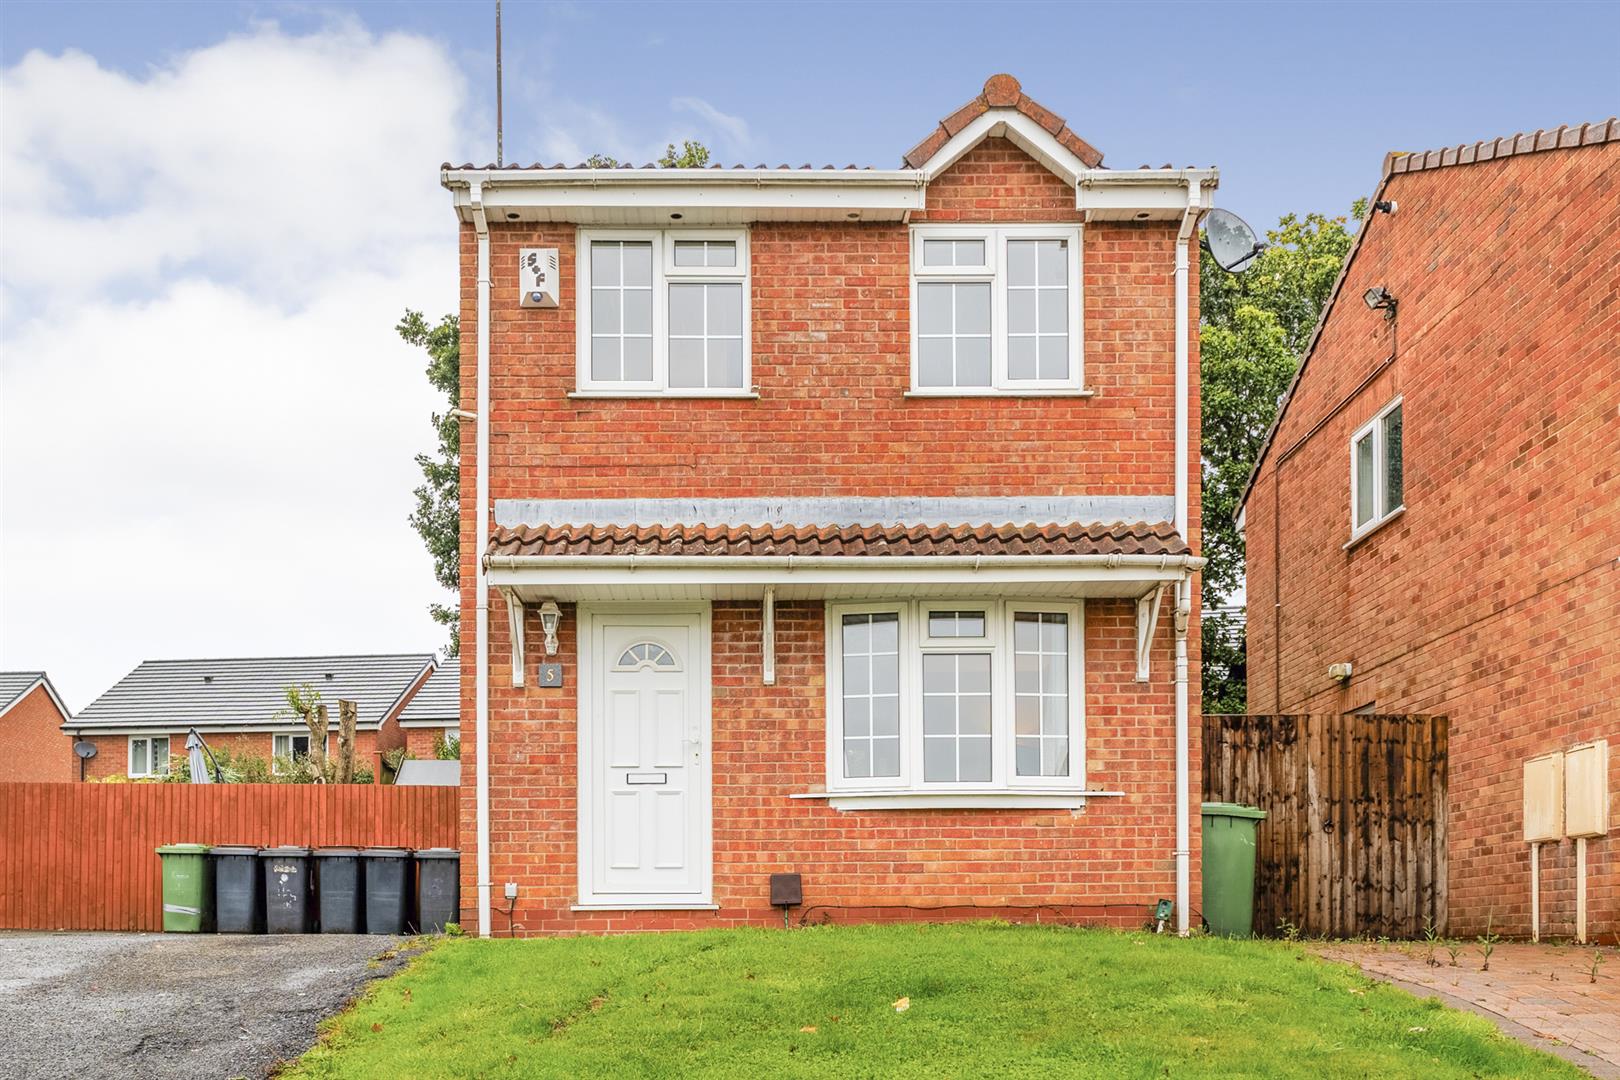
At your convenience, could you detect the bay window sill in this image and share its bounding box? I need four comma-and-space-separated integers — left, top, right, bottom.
567, 389, 760, 400
790, 788, 1124, 811
903, 388, 1098, 399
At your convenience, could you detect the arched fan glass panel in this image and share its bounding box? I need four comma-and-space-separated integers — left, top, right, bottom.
615, 642, 679, 671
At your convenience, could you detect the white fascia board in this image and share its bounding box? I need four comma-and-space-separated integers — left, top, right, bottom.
443, 169, 926, 221
921, 110, 1092, 186
1075, 168, 1220, 221
399, 720, 460, 729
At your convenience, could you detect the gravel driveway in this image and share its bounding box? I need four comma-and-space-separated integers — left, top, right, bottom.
0, 932, 413, 1080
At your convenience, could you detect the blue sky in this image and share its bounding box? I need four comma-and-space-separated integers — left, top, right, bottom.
2, 0, 1616, 708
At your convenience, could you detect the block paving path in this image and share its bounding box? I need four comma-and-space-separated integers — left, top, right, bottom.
1320, 941, 1618, 1078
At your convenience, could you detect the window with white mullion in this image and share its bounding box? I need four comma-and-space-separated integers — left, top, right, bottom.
589, 240, 655, 384
669, 282, 744, 390
1013, 611, 1071, 778
917, 281, 992, 388
839, 612, 902, 780
1005, 239, 1071, 382
128, 735, 170, 778
922, 652, 993, 783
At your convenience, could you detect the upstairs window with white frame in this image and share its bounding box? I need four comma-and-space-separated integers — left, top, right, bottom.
128, 735, 170, 778
826, 601, 1083, 794
910, 226, 1082, 393
576, 230, 750, 394
1350, 398, 1404, 539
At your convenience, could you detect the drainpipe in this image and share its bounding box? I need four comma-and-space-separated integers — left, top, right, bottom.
471, 183, 493, 939
1172, 179, 1200, 936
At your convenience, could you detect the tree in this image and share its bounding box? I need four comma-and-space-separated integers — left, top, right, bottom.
399, 310, 461, 656
278, 683, 329, 781
1199, 204, 1364, 712
335, 699, 358, 783
398, 143, 711, 656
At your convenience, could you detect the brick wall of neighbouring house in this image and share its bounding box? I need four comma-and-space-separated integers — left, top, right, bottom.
1244, 141, 1620, 940
463, 599, 1196, 934
75, 729, 389, 781
456, 139, 1204, 934
404, 726, 457, 760
0, 685, 75, 783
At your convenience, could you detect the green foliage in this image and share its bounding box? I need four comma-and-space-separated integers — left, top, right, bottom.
432, 730, 461, 761
1199, 205, 1363, 711
578, 140, 712, 169
582, 152, 619, 168
160, 744, 369, 784
398, 309, 462, 658
284, 923, 1580, 1079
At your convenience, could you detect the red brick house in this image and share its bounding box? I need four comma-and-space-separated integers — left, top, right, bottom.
65, 654, 436, 780
1239, 120, 1619, 941
0, 672, 74, 782
398, 663, 460, 759
444, 75, 1212, 936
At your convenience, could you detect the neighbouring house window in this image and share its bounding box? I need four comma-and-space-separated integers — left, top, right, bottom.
128, 736, 170, 778
273, 732, 314, 774
910, 225, 1082, 392
576, 229, 750, 394
827, 601, 1082, 792
1351, 398, 1404, 539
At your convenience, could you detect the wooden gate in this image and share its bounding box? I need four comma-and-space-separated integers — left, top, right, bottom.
1202, 714, 1447, 938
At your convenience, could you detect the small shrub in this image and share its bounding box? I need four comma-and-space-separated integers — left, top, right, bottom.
433, 730, 462, 760
444, 922, 464, 937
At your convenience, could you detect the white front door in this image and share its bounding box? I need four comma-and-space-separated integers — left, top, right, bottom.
578, 606, 711, 907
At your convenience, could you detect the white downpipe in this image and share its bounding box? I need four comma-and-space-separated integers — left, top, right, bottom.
471, 183, 493, 939
1171, 180, 1199, 936
1174, 578, 1191, 935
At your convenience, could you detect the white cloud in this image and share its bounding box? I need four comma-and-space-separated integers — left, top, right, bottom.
670, 96, 753, 157
0, 21, 469, 710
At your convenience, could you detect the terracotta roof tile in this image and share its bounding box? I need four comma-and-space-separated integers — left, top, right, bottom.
1383, 118, 1617, 178
902, 73, 1106, 170
487, 521, 1188, 560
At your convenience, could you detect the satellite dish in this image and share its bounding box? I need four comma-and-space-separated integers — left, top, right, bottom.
74, 740, 98, 760
1201, 208, 1264, 273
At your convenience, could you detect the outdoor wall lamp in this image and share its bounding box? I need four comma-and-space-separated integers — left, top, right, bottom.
538, 601, 561, 656
1362, 285, 1398, 320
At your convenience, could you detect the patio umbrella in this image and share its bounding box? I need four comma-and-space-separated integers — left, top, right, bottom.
185, 728, 215, 784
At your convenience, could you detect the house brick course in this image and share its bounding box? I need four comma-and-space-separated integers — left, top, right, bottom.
1243, 138, 1619, 941
456, 120, 1203, 934
0, 683, 74, 783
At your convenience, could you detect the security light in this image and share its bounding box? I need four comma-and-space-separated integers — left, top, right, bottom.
1363, 286, 1398, 319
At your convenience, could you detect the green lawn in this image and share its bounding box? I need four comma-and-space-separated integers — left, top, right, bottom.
287, 923, 1578, 1079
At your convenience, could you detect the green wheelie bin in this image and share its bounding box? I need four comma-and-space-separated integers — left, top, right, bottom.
156, 844, 215, 932
1200, 803, 1267, 936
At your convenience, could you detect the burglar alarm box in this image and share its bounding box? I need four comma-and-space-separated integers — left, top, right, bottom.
1564, 740, 1610, 838
519, 248, 560, 307
1523, 751, 1565, 842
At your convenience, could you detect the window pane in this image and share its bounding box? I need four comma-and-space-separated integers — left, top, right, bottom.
921, 653, 992, 782
707, 284, 742, 335
1008, 336, 1037, 380
922, 239, 955, 266
956, 336, 991, 386
706, 339, 743, 388
1037, 239, 1067, 285
669, 284, 703, 335
591, 288, 621, 333
153, 738, 170, 774
591, 337, 621, 382
591, 243, 620, 284
1037, 336, 1068, 380
956, 283, 990, 334
622, 243, 652, 286
1007, 240, 1038, 286
623, 290, 651, 335
131, 739, 147, 775
1382, 405, 1403, 513
705, 241, 737, 267
1014, 611, 1069, 777
1007, 289, 1036, 334
918, 283, 952, 335
1038, 289, 1067, 333
1355, 431, 1376, 526
673, 240, 705, 267
623, 337, 653, 382
669, 339, 703, 388
842, 613, 900, 779
955, 239, 985, 265
918, 338, 953, 386
929, 610, 986, 638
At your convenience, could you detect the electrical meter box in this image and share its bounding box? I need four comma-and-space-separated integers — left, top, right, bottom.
1523, 751, 1564, 842
1564, 740, 1610, 838
519, 248, 560, 308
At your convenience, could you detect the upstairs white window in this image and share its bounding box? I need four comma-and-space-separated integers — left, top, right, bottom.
826, 601, 1082, 793
128, 735, 170, 778
1350, 398, 1404, 539
910, 225, 1082, 393
576, 229, 750, 394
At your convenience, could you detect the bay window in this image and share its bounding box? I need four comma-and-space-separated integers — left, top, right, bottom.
825, 601, 1083, 796
910, 225, 1083, 393
576, 229, 750, 395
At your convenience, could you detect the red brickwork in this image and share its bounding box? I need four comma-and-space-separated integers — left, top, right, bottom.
1244, 142, 1620, 940
457, 140, 1203, 934
0, 685, 74, 783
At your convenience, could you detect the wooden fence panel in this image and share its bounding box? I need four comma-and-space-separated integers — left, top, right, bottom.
1202, 714, 1447, 938
0, 783, 459, 931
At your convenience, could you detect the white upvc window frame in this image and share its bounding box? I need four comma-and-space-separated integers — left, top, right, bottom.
909, 223, 1084, 395
575, 227, 751, 396
1349, 396, 1405, 542
824, 599, 1084, 797
128, 735, 170, 778
272, 731, 322, 774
